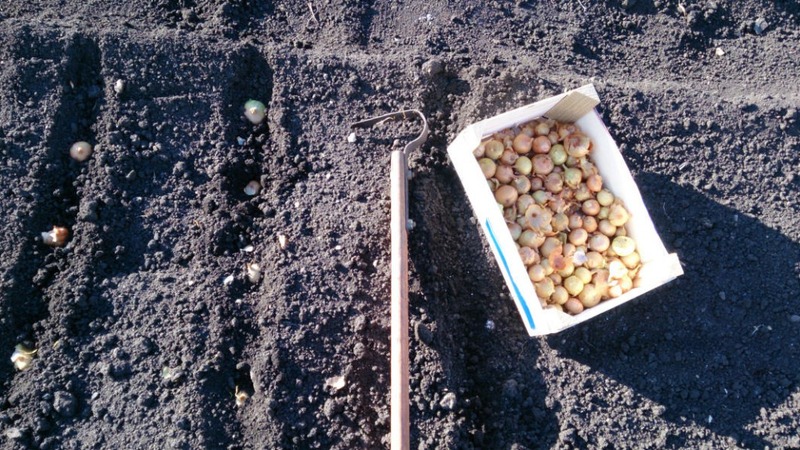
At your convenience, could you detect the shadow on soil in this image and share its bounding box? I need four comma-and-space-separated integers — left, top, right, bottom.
550, 172, 800, 448
411, 166, 559, 449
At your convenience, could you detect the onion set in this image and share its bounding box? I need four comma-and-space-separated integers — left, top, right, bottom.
474, 119, 640, 315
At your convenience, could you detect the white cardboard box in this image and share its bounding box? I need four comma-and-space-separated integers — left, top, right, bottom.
447, 84, 683, 336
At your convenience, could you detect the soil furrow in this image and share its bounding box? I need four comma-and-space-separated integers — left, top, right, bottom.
0, 30, 103, 428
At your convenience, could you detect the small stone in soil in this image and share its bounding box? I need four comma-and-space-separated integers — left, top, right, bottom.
753, 17, 769, 35
439, 392, 457, 410
414, 322, 433, 345
422, 58, 444, 77
53, 391, 77, 417
114, 79, 125, 95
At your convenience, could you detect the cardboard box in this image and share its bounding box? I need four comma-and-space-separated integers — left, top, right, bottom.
447, 84, 683, 336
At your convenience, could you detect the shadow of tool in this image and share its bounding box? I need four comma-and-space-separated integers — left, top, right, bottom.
550, 172, 800, 448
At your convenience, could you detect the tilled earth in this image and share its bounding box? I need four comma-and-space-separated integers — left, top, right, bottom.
1, 1, 799, 449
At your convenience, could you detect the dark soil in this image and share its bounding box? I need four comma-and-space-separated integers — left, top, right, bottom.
1, 1, 799, 449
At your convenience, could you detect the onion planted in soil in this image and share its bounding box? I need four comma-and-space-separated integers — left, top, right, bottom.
244, 99, 266, 124
244, 180, 261, 196
70, 141, 93, 161
42, 226, 69, 247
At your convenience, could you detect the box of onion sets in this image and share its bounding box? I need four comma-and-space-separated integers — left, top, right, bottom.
447, 84, 683, 336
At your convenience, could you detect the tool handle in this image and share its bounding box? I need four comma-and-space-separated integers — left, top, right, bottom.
390, 150, 410, 450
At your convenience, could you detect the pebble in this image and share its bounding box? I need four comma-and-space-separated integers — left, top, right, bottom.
53, 391, 77, 417
485, 320, 495, 330
753, 17, 769, 35
113, 79, 125, 95
414, 321, 433, 345
715, 47, 725, 56
790, 315, 800, 323
322, 398, 343, 418
347, 132, 357, 143
421, 58, 444, 77
439, 392, 457, 410
4, 427, 22, 439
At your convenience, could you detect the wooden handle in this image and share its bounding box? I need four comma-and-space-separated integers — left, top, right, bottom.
390, 150, 410, 450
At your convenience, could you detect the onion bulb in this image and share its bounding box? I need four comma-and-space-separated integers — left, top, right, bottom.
611, 236, 636, 257
539, 236, 562, 259
564, 276, 584, 297
582, 216, 598, 233
501, 149, 519, 165
513, 133, 533, 154
584, 251, 604, 269
588, 234, 610, 252
564, 167, 582, 188
532, 154, 554, 175
494, 185, 518, 207
621, 251, 640, 269
579, 283, 602, 307
70, 141, 93, 162
512, 176, 531, 194
535, 277, 555, 299
551, 286, 569, 305
42, 226, 69, 247
586, 174, 603, 192
516, 194, 534, 213
528, 264, 546, 282
485, 140, 504, 160
564, 298, 584, 315
519, 246, 539, 265
495, 165, 514, 183
525, 204, 553, 234
582, 199, 600, 216
479, 158, 496, 178
244, 99, 266, 124
596, 189, 614, 206
568, 228, 588, 246
598, 219, 616, 237
514, 156, 532, 175
564, 133, 590, 157
508, 222, 522, 241
532, 135, 552, 154
518, 230, 545, 248
608, 204, 630, 227
544, 173, 563, 193
549, 144, 567, 165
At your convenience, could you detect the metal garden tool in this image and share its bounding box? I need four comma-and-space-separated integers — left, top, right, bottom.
351, 109, 429, 450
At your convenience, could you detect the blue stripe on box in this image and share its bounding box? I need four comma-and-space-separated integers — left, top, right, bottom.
485, 219, 536, 330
